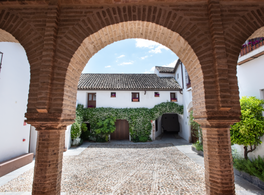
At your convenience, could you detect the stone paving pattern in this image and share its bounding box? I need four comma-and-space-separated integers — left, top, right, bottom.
0, 144, 205, 194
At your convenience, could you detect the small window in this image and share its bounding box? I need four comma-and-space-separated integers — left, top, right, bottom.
261, 89, 264, 116
154, 92, 160, 97
177, 73, 179, 80
132, 92, 139, 102
111, 92, 116, 98
170, 93, 177, 102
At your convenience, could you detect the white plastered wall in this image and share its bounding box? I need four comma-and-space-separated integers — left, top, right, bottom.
0, 42, 31, 162
176, 64, 192, 142
0, 42, 72, 160
77, 90, 182, 109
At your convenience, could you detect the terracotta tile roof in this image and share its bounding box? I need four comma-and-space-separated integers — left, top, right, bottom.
155, 59, 181, 73
155, 66, 175, 73
78, 74, 181, 91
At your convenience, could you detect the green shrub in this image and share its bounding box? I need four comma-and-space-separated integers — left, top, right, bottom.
73, 102, 183, 142
71, 122, 81, 139
233, 156, 264, 182
193, 141, 203, 151
139, 136, 149, 142
189, 110, 202, 143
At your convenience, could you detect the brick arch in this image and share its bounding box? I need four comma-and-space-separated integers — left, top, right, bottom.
54, 4, 213, 121
223, 6, 264, 67
61, 21, 205, 120
0, 10, 45, 115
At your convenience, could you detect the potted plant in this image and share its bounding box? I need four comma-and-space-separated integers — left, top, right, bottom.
171, 98, 177, 102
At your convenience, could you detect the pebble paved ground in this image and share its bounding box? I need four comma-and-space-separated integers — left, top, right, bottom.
0, 143, 205, 195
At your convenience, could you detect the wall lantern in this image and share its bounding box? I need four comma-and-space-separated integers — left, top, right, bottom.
0, 52, 3, 73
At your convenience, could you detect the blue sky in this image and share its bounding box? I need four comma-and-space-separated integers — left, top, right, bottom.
82, 38, 179, 74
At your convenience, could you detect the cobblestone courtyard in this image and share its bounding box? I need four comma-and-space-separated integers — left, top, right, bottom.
0, 143, 205, 195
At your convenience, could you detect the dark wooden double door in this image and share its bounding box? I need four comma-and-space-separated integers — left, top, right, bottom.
111, 119, 129, 140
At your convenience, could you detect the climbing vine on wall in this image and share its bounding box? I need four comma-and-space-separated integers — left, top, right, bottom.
73, 102, 183, 142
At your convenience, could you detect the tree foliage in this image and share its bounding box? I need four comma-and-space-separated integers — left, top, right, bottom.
230, 96, 264, 159
94, 117, 116, 142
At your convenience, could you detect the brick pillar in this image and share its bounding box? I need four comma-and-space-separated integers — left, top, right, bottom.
202, 123, 235, 195
32, 129, 65, 195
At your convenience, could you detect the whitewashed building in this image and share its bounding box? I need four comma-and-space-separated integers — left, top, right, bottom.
76, 59, 193, 142
234, 38, 264, 159
77, 72, 185, 140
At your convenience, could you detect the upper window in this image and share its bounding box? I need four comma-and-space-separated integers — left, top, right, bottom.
111, 92, 116, 98
132, 92, 140, 102
154, 92, 160, 97
170, 93, 177, 102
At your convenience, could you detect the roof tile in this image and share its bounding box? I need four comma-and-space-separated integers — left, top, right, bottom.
78, 74, 181, 91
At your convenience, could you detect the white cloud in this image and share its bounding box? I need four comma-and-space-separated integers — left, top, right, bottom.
149, 45, 169, 54
119, 61, 134, 66
141, 55, 148, 60
117, 55, 125, 58
135, 39, 159, 48
105, 65, 111, 68
135, 38, 169, 54
146, 66, 156, 73
161, 60, 177, 68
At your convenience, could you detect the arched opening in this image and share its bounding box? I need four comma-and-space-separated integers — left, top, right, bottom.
64, 21, 203, 122
75, 37, 190, 142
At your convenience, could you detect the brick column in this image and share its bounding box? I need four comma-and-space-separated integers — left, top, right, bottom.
201, 122, 235, 195
32, 128, 65, 195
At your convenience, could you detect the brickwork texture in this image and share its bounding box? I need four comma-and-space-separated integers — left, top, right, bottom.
1, 0, 264, 194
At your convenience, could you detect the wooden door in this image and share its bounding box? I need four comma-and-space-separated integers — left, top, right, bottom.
111, 120, 129, 140
87, 93, 96, 108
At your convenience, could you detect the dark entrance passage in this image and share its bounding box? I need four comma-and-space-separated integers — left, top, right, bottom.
161, 113, 180, 132
111, 119, 129, 140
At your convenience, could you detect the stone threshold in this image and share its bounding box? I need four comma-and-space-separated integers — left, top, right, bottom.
0, 153, 33, 177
